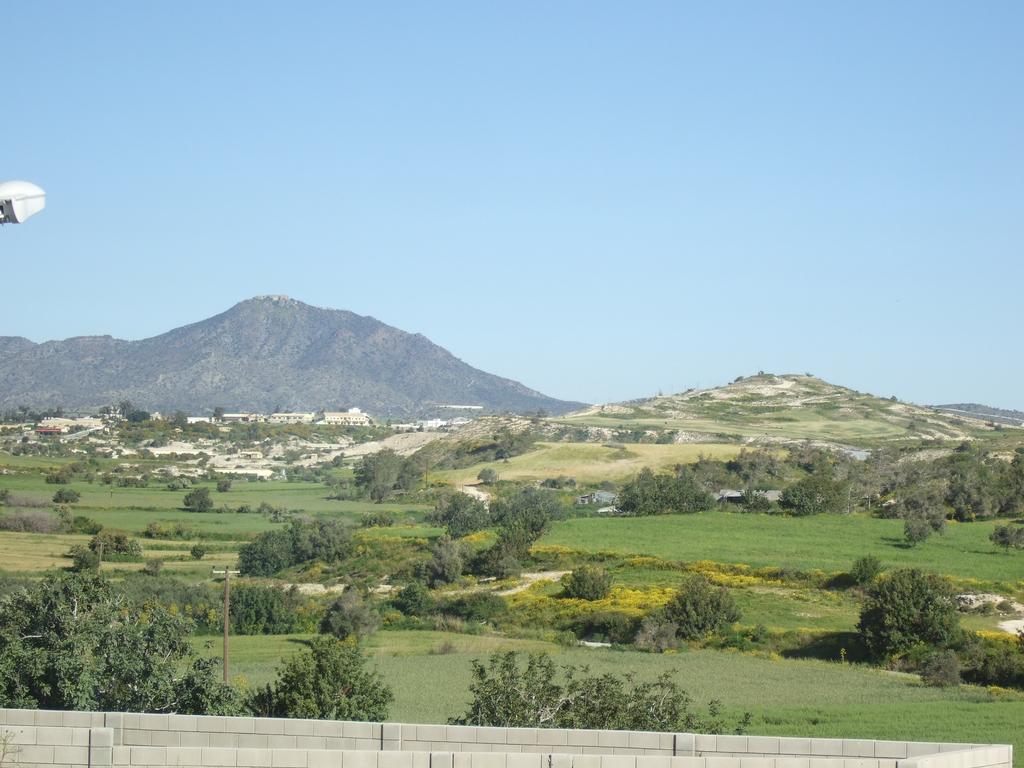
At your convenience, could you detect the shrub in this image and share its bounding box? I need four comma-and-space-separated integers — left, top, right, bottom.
68, 545, 101, 572
52, 489, 81, 504
231, 585, 314, 635
439, 592, 506, 623
430, 493, 490, 539
477, 468, 499, 485
634, 615, 680, 652
452, 651, 747, 733
664, 574, 741, 640
320, 591, 380, 640
573, 611, 638, 644
247, 636, 393, 720
779, 474, 848, 516
904, 518, 934, 546
190, 544, 207, 560
216, 479, 232, 493
391, 582, 433, 617
920, 650, 961, 687
183, 487, 213, 512
857, 569, 960, 660
990, 524, 1024, 551
425, 536, 463, 587
71, 516, 103, 535
89, 530, 143, 559
360, 510, 395, 528
850, 555, 883, 586
562, 565, 613, 601
0, 510, 62, 533
143, 559, 165, 576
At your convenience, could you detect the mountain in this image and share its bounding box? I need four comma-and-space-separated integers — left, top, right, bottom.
561, 373, 1002, 447
0, 296, 584, 418
933, 403, 1024, 427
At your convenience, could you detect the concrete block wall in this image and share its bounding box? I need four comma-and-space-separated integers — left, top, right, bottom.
0, 710, 1012, 768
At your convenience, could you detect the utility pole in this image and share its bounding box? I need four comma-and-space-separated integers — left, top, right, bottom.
212, 567, 240, 682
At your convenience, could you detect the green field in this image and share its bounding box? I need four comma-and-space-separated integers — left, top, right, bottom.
436, 442, 743, 486
543, 512, 1024, 590
193, 630, 1024, 758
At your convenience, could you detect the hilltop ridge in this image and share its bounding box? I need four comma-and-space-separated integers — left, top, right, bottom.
560, 373, 1002, 447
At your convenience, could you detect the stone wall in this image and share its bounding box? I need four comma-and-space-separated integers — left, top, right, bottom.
0, 709, 1012, 768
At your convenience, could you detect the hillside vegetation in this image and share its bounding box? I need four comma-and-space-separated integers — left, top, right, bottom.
560, 374, 998, 447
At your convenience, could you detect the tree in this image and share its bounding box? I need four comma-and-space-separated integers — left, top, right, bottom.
426, 536, 463, 587
617, 467, 714, 516
477, 468, 499, 485
52, 488, 80, 504
237, 530, 294, 577
0, 572, 238, 713
230, 585, 307, 635
452, 652, 746, 733
236, 519, 352, 577
562, 565, 613, 601
216, 479, 232, 493
354, 449, 418, 501
431, 493, 490, 538
904, 518, 934, 546
183, 487, 213, 512
391, 582, 432, 617
857, 569, 960, 660
247, 636, 392, 720
320, 591, 380, 640
663, 574, 740, 640
779, 473, 848, 516
920, 650, 961, 687
990, 525, 1024, 551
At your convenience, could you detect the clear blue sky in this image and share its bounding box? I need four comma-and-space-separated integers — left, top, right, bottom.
3, 2, 1022, 408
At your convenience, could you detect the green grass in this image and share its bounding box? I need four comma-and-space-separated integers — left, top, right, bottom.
542, 512, 1024, 591
193, 629, 1024, 760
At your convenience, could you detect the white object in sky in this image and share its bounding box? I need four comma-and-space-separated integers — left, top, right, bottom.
0, 180, 46, 223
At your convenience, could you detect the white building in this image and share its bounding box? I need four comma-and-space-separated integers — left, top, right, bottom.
319, 408, 372, 427
269, 412, 316, 424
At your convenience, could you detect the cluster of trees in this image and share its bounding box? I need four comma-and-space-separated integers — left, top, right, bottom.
454, 651, 748, 733
237, 518, 352, 576
616, 467, 714, 516
352, 449, 425, 501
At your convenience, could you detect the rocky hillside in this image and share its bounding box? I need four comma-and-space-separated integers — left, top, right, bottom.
0, 296, 584, 418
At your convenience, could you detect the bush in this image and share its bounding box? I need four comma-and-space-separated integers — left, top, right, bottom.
779, 474, 848, 516
990, 524, 1024, 551
216, 480, 232, 493
425, 536, 463, 587
232, 585, 315, 635
89, 530, 143, 559
617, 467, 714, 516
850, 555, 883, 586
0, 510, 62, 533
857, 569, 960, 660
439, 592, 507, 623
477, 468, 499, 485
247, 636, 393, 720
143, 559, 165, 576
183, 487, 213, 512
452, 651, 747, 733
52, 489, 81, 504
190, 544, 207, 560
634, 615, 680, 652
920, 650, 961, 687
68, 545, 100, 572
664, 574, 741, 640
237, 519, 353, 577
391, 582, 433, 617
904, 518, 934, 546
320, 591, 380, 640
360, 510, 395, 528
562, 565, 613, 601
573, 611, 638, 644
430, 493, 490, 539
71, 516, 103, 535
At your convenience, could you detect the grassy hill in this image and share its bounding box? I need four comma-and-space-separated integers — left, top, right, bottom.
558, 373, 1000, 447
